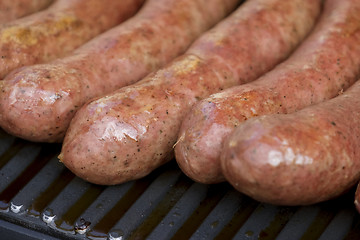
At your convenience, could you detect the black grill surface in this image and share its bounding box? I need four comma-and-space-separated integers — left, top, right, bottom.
0, 129, 359, 240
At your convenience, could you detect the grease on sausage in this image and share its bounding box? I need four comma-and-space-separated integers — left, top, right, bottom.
175, 0, 360, 184
0, 0, 237, 142
222, 80, 360, 205
60, 0, 321, 185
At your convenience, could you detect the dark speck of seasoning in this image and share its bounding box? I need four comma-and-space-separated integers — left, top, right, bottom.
331, 121, 336, 126
46, 75, 51, 79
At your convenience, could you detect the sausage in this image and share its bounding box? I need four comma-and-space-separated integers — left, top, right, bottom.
59, 0, 322, 185
0, 0, 144, 79
0, 0, 53, 23
174, 0, 360, 184
0, 0, 240, 143
221, 79, 360, 206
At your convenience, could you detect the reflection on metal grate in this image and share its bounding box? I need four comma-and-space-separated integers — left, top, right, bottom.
0, 128, 359, 240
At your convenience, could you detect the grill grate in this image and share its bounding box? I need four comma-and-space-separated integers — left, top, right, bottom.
0, 129, 359, 240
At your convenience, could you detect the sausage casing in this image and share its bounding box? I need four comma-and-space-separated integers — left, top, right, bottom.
0, 0, 145, 79
60, 0, 321, 185
0, 0, 238, 142
175, 0, 360, 184
222, 80, 360, 205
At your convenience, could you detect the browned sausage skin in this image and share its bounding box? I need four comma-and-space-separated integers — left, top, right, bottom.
0, 0, 238, 142
60, 0, 322, 185
175, 0, 360, 184
0, 0, 53, 22
0, 0, 145, 79
222, 80, 360, 206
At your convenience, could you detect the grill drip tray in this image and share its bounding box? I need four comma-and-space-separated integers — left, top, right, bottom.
0, 129, 359, 240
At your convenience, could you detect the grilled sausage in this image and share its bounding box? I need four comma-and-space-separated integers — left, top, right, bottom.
0, 0, 144, 79
59, 0, 322, 185
222, 80, 360, 205
0, 0, 53, 22
174, 0, 360, 184
0, 0, 240, 143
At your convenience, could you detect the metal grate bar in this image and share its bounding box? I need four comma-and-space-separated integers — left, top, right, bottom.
171, 183, 230, 240
0, 145, 56, 210
0, 137, 359, 240
128, 174, 193, 240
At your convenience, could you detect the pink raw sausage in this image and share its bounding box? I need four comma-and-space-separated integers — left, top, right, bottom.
222, 80, 360, 205
175, 0, 360, 184
0, 0, 239, 142
60, 0, 322, 185
0, 0, 144, 79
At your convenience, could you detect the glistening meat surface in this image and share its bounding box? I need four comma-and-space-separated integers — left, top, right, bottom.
175, 0, 360, 184
60, 0, 321, 185
0, 0, 238, 142
222, 79, 360, 205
